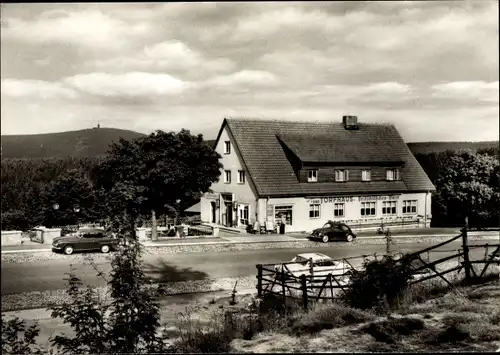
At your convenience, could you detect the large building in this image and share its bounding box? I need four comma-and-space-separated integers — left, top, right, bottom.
200, 116, 435, 233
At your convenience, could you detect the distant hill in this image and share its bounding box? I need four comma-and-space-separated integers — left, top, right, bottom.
1, 128, 145, 159
407, 141, 498, 155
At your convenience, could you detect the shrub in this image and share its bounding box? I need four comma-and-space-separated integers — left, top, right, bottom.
257, 293, 301, 316
1, 210, 34, 231
49, 240, 170, 354
174, 308, 234, 353
1, 317, 46, 355
290, 303, 376, 335
342, 255, 414, 311
361, 316, 425, 344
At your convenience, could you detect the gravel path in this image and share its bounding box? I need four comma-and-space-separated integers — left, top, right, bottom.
1, 276, 257, 312
2, 235, 495, 264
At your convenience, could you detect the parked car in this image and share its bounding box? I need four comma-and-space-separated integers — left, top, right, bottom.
52, 227, 119, 255
274, 252, 352, 281
309, 221, 357, 243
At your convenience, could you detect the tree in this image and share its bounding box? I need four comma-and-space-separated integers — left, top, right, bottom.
49, 242, 169, 354
43, 169, 99, 228
1, 316, 45, 355
434, 150, 499, 228
97, 130, 222, 240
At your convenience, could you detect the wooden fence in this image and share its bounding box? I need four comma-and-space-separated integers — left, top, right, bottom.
256, 228, 500, 310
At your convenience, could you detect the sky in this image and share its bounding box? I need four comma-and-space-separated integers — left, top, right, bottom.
1, 1, 498, 142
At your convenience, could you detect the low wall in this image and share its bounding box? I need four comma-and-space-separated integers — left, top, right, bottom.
1, 230, 23, 246
32, 228, 62, 245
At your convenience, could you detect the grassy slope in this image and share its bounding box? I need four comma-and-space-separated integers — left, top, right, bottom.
1, 128, 145, 158
407, 141, 498, 155
229, 280, 500, 353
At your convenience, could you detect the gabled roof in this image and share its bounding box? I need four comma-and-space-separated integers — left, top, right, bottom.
278, 132, 404, 164
185, 201, 201, 213
223, 117, 435, 197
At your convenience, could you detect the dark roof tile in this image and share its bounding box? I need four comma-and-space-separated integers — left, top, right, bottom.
224, 117, 435, 197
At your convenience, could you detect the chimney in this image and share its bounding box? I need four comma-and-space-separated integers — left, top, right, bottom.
342, 115, 359, 130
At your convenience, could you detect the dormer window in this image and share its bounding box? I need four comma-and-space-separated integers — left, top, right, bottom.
362, 170, 371, 182
335, 169, 349, 182
386, 168, 400, 181
224, 141, 231, 154
307, 170, 318, 182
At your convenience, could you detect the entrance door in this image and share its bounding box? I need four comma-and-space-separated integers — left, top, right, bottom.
225, 202, 233, 226
210, 202, 216, 223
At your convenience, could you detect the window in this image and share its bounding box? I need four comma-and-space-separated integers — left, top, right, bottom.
224, 170, 231, 183
315, 260, 337, 267
224, 141, 231, 154
386, 168, 400, 181
238, 170, 245, 184
382, 201, 397, 215
362, 170, 371, 182
335, 169, 349, 182
275, 205, 293, 225
402, 200, 417, 214
334, 203, 345, 217
361, 202, 376, 216
309, 204, 320, 218
239, 205, 249, 225
307, 170, 318, 182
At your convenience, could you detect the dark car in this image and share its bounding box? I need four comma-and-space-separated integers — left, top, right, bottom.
52, 227, 119, 255
309, 221, 357, 243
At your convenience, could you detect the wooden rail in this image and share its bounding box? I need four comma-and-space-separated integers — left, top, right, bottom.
256, 230, 500, 311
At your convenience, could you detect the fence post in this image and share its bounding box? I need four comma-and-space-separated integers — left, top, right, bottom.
462, 219, 472, 283
257, 264, 263, 297
309, 258, 314, 279
300, 274, 308, 311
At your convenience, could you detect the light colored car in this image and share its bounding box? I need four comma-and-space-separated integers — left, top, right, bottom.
274, 252, 352, 282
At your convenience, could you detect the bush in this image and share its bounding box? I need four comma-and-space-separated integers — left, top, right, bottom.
342, 255, 414, 312
290, 303, 376, 335
49, 240, 170, 354
1, 210, 34, 231
1, 317, 46, 355
361, 316, 425, 344
174, 308, 234, 353
257, 293, 302, 316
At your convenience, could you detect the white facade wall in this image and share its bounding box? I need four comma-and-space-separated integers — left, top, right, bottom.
201, 126, 258, 228
264, 192, 431, 233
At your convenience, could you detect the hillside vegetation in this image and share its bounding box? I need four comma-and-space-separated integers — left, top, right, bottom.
407, 141, 498, 155
1, 128, 145, 158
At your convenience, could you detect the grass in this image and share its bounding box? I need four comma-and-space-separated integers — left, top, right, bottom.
169, 264, 500, 353
289, 303, 376, 335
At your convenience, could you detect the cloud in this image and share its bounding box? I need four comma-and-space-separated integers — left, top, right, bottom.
63, 72, 191, 97
1, 9, 151, 50
0, 2, 497, 142
206, 70, 279, 88
431, 81, 499, 103
1, 79, 79, 99
88, 40, 235, 75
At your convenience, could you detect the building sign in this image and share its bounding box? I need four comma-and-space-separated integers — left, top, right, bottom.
358, 195, 400, 202
307, 196, 355, 204
306, 195, 400, 204
266, 204, 274, 218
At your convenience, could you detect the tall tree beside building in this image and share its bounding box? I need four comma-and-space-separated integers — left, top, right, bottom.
434, 150, 500, 228
43, 169, 100, 227
97, 129, 222, 240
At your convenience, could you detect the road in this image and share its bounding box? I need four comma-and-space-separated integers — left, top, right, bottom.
2, 239, 494, 295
